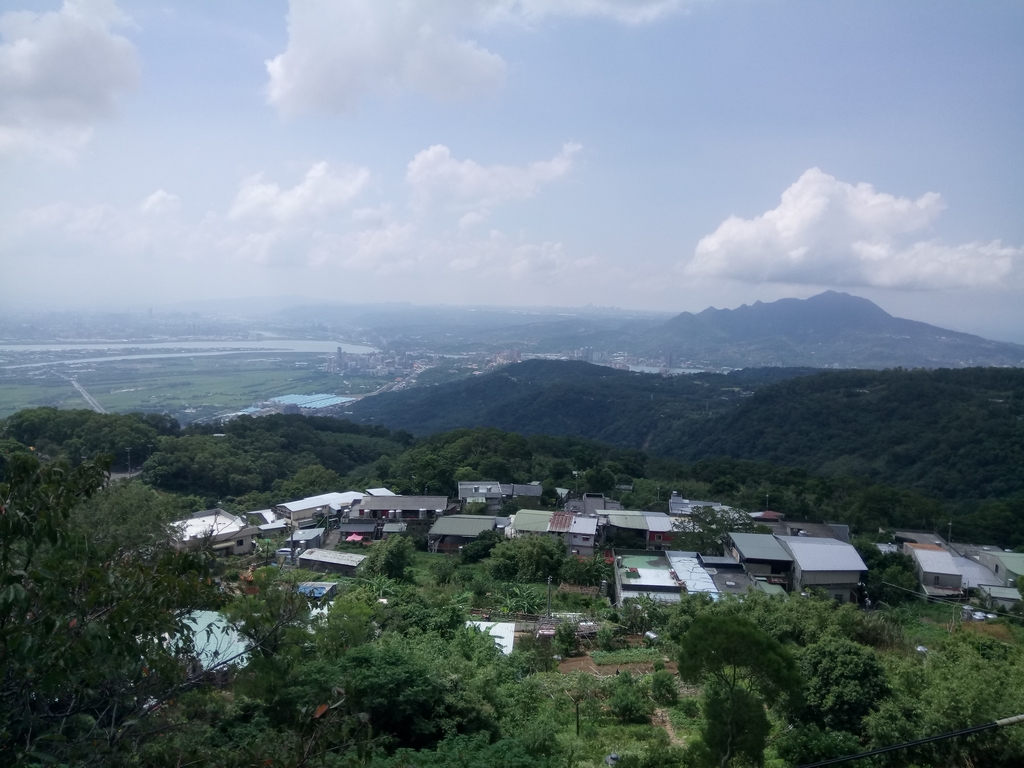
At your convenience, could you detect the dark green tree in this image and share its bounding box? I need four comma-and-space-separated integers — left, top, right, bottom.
678, 615, 802, 767
799, 637, 889, 733
0, 454, 219, 765
365, 534, 416, 581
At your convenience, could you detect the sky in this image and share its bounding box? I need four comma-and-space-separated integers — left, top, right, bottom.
1, 0, 1022, 341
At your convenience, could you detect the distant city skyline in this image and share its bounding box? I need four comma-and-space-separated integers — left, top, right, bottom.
2, 1, 1022, 342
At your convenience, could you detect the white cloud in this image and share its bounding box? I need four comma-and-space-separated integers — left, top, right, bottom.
687, 168, 1021, 290
228, 162, 370, 222
265, 0, 680, 115
486, 0, 682, 26
406, 142, 580, 214
266, 1, 506, 115
5, 143, 595, 300
140, 189, 179, 214
0, 0, 139, 160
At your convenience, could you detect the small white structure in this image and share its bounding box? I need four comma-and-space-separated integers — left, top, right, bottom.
274, 492, 363, 524
569, 515, 598, 557
172, 509, 259, 556
467, 621, 516, 655
296, 548, 367, 574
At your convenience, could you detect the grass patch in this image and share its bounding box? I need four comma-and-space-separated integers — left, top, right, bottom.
591, 648, 662, 665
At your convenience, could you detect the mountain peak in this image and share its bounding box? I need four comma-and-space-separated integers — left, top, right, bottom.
654, 291, 1024, 368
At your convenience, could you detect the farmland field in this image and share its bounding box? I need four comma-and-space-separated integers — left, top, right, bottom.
0, 351, 381, 423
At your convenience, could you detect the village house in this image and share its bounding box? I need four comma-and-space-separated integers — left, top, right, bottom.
904, 542, 963, 597
776, 536, 868, 603
351, 495, 450, 520
172, 508, 260, 557
427, 515, 500, 553
273, 491, 363, 526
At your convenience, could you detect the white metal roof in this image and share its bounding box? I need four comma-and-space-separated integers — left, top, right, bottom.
776, 536, 868, 573
277, 492, 362, 513
570, 516, 598, 535
173, 510, 246, 542
907, 545, 961, 577
666, 551, 720, 595
643, 514, 675, 533
467, 621, 516, 655
951, 556, 999, 589
286, 527, 325, 542
626, 568, 679, 589
248, 509, 276, 524
296, 549, 367, 568
364, 487, 396, 496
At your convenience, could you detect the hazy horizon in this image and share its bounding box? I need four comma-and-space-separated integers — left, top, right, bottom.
2, 2, 1022, 343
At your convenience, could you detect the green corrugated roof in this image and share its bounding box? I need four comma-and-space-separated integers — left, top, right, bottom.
512, 509, 554, 532
428, 515, 497, 537
992, 552, 1024, 575
606, 513, 648, 530
729, 532, 793, 562
981, 585, 1022, 600
754, 581, 788, 596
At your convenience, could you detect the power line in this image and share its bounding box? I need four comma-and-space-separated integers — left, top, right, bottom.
877, 579, 1021, 622
796, 713, 1024, 767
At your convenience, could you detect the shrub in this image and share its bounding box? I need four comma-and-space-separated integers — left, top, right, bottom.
553, 621, 579, 658
609, 675, 652, 724
429, 557, 457, 585
650, 670, 678, 706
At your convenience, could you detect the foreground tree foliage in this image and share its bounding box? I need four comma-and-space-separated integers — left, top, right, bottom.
0, 454, 219, 765
4, 409, 1024, 766
677, 614, 802, 767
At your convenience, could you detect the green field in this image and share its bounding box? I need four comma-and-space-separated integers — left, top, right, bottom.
0, 352, 382, 423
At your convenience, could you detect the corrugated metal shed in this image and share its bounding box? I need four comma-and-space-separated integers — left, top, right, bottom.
548, 511, 574, 533
277, 492, 362, 513
951, 556, 999, 589
777, 536, 868, 573
338, 522, 377, 534
358, 495, 449, 511
606, 512, 649, 531
643, 513, 674, 533
467, 621, 516, 655
287, 527, 325, 543
511, 509, 554, 533
428, 515, 497, 537
730, 532, 793, 562
980, 584, 1022, 601
296, 549, 367, 568
382, 522, 407, 533
907, 544, 961, 576
569, 516, 598, 535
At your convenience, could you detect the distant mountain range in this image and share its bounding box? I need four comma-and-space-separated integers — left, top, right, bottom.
641, 291, 1024, 369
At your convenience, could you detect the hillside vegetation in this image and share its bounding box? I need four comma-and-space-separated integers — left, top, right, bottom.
4, 406, 1024, 547
351, 361, 1024, 504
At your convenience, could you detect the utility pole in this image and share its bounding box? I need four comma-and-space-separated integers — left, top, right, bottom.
126, 447, 131, 476
765, 493, 769, 510
547, 575, 552, 618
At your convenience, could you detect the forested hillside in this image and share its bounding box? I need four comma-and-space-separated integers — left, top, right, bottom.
668, 367, 1024, 501
4, 412, 1024, 766
4, 407, 1023, 547
350, 360, 812, 447
351, 361, 1024, 504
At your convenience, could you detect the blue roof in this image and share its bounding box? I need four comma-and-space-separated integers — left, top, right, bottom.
269, 393, 355, 408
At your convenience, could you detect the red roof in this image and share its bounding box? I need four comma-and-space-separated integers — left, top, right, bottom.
548, 511, 573, 533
